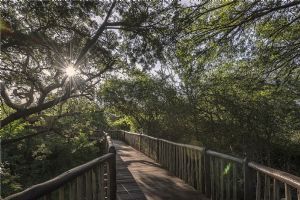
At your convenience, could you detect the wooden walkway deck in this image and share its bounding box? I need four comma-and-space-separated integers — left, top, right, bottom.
114, 140, 208, 200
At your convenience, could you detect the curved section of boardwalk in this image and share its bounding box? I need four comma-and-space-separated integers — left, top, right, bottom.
114, 140, 208, 200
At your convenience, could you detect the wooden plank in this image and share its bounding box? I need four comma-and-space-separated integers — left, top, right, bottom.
160, 140, 163, 167
273, 179, 279, 200
147, 137, 150, 156
268, 176, 271, 200
285, 183, 291, 200
169, 144, 173, 173
149, 138, 152, 158
204, 150, 211, 197
166, 142, 169, 170
215, 158, 219, 200
164, 141, 167, 168
175, 145, 179, 177
92, 168, 97, 200
108, 151, 116, 200
94, 168, 100, 200
226, 162, 230, 200
178, 146, 182, 179
180, 146, 183, 179
183, 146, 187, 183
220, 159, 224, 200
156, 139, 159, 162
194, 150, 199, 191
189, 148, 192, 185
187, 147, 191, 185
191, 149, 195, 188
86, 171, 92, 200
170, 143, 173, 172
160, 139, 163, 164
243, 158, 250, 200
233, 163, 237, 200
256, 172, 261, 200
178, 145, 181, 178
113, 139, 207, 200
191, 149, 194, 187
3, 153, 115, 200
105, 163, 110, 200
43, 193, 51, 200
162, 141, 165, 168
172, 144, 176, 174
211, 157, 215, 200
264, 175, 270, 200
167, 143, 170, 171
207, 150, 243, 164
69, 181, 75, 200
59, 187, 64, 200
160, 140, 163, 164
77, 176, 83, 200
99, 164, 105, 200
198, 151, 203, 192
248, 162, 300, 190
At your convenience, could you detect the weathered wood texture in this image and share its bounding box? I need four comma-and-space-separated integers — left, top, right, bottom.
110, 130, 300, 200
249, 162, 300, 200
4, 134, 117, 200
5, 130, 300, 200
114, 140, 208, 200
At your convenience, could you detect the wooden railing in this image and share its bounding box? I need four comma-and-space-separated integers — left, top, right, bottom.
249, 162, 300, 200
109, 130, 300, 200
4, 133, 116, 200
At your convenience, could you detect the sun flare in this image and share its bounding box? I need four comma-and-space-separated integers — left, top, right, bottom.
65, 65, 78, 77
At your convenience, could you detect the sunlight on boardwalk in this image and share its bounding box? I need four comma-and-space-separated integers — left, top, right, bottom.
114, 140, 208, 200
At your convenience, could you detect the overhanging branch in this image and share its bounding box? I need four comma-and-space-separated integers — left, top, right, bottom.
74, 0, 117, 67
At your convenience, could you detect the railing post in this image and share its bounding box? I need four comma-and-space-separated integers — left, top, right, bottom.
122, 131, 125, 142
139, 134, 141, 151
156, 138, 159, 161
148, 136, 150, 156
243, 157, 252, 200
108, 146, 116, 200
204, 148, 211, 197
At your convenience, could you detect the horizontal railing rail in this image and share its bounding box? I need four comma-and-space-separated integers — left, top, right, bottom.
5, 131, 116, 200
109, 130, 300, 200
248, 162, 300, 200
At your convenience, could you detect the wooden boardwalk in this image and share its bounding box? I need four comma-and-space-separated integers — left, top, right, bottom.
114, 140, 208, 200
5, 133, 300, 200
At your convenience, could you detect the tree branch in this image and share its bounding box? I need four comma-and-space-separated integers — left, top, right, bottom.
74, 0, 117, 66
0, 91, 73, 128
1, 128, 55, 146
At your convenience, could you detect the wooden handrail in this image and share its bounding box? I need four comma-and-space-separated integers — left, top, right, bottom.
206, 150, 243, 164
158, 138, 205, 152
5, 131, 117, 200
249, 162, 300, 189
110, 130, 300, 200
104, 131, 117, 200
104, 131, 115, 153
4, 153, 114, 200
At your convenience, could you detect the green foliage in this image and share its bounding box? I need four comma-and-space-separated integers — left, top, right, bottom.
0, 163, 22, 197
100, 70, 198, 142
1, 1, 300, 197
1, 98, 108, 197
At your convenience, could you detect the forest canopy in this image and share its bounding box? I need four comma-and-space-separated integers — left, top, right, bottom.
1, 0, 300, 197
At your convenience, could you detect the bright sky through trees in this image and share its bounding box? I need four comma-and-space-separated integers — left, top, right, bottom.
1, 1, 300, 197
65, 65, 78, 77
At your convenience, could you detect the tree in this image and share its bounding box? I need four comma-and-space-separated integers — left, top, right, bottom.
173, 0, 300, 169
1, 2, 300, 194
175, 0, 300, 85
0, 97, 108, 196
100, 70, 190, 140
0, 1, 181, 128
